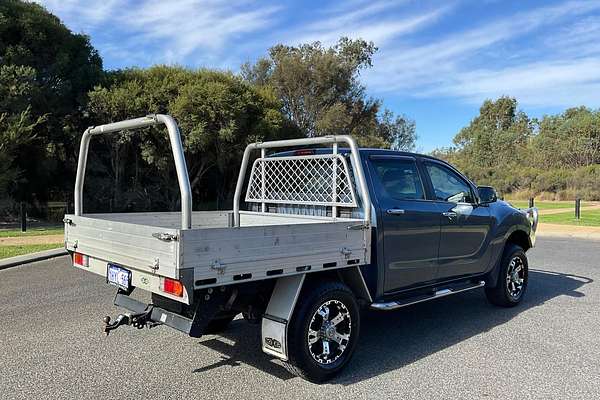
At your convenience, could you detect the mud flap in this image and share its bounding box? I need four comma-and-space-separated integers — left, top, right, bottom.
261, 274, 305, 360
188, 287, 237, 338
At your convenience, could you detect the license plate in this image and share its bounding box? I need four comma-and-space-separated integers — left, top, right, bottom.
107, 264, 131, 290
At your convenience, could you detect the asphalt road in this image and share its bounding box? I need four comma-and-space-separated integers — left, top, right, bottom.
1, 237, 599, 400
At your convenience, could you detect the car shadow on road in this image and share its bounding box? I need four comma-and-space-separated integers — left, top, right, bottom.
193, 322, 295, 380
193, 269, 592, 383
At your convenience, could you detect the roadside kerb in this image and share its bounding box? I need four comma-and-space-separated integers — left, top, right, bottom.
0, 247, 68, 270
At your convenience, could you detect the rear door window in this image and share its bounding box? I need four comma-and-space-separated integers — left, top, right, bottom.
370, 158, 425, 201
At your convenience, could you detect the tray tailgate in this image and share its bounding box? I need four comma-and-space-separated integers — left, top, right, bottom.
64, 214, 180, 278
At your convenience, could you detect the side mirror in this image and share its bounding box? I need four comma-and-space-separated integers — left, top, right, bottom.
478, 186, 497, 204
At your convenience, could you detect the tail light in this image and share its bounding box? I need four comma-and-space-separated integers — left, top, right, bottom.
73, 252, 89, 267
160, 277, 184, 297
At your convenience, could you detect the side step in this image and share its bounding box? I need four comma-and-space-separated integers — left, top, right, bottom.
370, 280, 485, 311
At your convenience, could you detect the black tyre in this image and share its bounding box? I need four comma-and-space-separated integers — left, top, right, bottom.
485, 244, 528, 307
203, 313, 238, 334
284, 281, 360, 383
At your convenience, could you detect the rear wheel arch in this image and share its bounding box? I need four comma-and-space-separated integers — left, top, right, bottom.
284, 280, 360, 382
261, 271, 366, 382
302, 268, 372, 304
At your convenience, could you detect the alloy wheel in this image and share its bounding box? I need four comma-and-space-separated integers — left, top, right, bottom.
307, 299, 352, 365
506, 256, 525, 300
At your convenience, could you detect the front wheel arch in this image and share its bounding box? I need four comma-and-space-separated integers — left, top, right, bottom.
485, 243, 529, 307
485, 230, 531, 288
506, 229, 532, 252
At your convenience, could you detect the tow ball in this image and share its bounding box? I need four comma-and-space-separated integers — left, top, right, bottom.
102, 307, 159, 336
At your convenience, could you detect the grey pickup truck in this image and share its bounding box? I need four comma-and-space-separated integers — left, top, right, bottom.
65, 115, 538, 383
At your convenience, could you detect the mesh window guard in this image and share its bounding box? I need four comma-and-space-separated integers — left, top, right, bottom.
245, 154, 358, 207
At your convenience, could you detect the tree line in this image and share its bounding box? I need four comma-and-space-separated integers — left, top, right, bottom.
433, 97, 600, 200
0, 0, 415, 217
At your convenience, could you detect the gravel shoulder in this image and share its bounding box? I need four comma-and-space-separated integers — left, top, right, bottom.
537, 223, 600, 240
0, 234, 64, 246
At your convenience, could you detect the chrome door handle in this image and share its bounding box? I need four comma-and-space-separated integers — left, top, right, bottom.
442, 211, 457, 218
387, 208, 405, 215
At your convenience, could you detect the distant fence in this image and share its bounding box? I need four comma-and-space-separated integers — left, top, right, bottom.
12, 200, 71, 231
525, 198, 583, 219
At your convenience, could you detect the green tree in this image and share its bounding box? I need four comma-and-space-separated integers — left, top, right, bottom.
448, 97, 533, 193
0, 0, 102, 203
86, 66, 293, 211
534, 107, 600, 169
0, 109, 44, 196
435, 98, 600, 200
375, 109, 417, 151
242, 38, 416, 150
0, 64, 45, 197
453, 97, 532, 169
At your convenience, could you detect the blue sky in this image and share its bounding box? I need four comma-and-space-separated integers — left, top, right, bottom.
36, 0, 600, 151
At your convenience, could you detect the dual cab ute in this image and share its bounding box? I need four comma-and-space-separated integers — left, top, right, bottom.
65, 115, 538, 382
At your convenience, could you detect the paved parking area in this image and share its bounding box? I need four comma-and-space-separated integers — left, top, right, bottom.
1, 237, 599, 399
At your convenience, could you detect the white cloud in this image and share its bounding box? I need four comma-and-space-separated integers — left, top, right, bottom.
34, 0, 600, 109
126, 1, 279, 56
544, 16, 600, 57
35, 0, 280, 66
431, 58, 600, 107
365, 0, 600, 107
36, 0, 121, 24
283, 1, 450, 47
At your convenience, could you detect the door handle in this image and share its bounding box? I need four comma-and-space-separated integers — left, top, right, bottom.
442, 211, 457, 218
387, 208, 405, 215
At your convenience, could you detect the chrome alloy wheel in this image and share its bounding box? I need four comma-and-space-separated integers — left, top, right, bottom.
506, 256, 525, 299
307, 299, 352, 365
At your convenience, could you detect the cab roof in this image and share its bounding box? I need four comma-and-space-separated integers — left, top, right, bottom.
271, 147, 443, 163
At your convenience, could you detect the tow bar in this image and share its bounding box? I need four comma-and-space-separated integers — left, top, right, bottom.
102, 306, 160, 336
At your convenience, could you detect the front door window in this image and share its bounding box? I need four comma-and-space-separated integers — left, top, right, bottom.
425, 162, 475, 204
